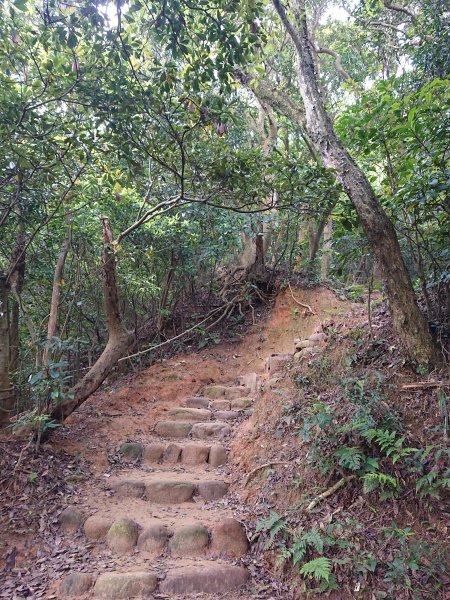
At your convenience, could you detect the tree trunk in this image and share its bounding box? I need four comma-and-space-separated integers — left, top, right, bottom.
272, 0, 441, 368
0, 274, 14, 427
8, 214, 26, 372
320, 217, 332, 280
42, 211, 72, 366
49, 217, 134, 422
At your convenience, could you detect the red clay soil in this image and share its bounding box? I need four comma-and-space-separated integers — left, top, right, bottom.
0, 286, 356, 599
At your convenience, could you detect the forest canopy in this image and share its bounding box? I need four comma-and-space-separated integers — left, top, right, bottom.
0, 0, 448, 427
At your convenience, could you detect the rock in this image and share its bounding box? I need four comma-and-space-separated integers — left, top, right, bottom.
143, 443, 165, 464
294, 347, 323, 360
214, 410, 239, 421
58, 507, 84, 532
191, 422, 231, 440
169, 524, 209, 556
208, 444, 228, 467
111, 480, 145, 499
60, 572, 95, 597
162, 443, 181, 463
93, 572, 157, 599
211, 518, 249, 558
210, 399, 230, 411
236, 372, 260, 393
160, 565, 249, 595
181, 444, 210, 465
185, 396, 210, 409
294, 339, 311, 350
197, 480, 229, 501
106, 518, 139, 554
145, 480, 195, 503
203, 385, 226, 398
266, 353, 292, 373
203, 385, 251, 399
84, 516, 112, 540
230, 397, 252, 410
309, 332, 327, 345
118, 442, 143, 461
168, 407, 211, 422
137, 524, 170, 553
154, 420, 192, 438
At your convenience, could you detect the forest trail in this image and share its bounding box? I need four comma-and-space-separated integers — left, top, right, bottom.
4, 287, 358, 599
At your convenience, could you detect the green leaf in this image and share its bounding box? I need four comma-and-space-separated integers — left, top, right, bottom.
300, 557, 332, 582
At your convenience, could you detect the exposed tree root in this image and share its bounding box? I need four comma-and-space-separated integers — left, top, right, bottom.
245, 461, 287, 486
288, 282, 316, 315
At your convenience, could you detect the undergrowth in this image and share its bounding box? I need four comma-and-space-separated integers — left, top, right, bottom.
256, 329, 449, 598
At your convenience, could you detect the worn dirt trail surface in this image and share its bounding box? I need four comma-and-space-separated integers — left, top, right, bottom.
2, 287, 354, 599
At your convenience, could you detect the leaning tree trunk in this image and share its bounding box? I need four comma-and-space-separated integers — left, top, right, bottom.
272, 0, 441, 368
42, 210, 72, 367
0, 274, 14, 427
49, 217, 134, 422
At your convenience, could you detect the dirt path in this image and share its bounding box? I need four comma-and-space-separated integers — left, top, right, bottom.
1, 287, 355, 599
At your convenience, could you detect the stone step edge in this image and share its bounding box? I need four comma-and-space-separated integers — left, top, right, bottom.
60, 563, 250, 598
109, 477, 230, 503
62, 514, 249, 559
117, 441, 228, 467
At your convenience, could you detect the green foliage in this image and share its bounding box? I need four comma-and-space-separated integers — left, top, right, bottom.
299, 557, 332, 584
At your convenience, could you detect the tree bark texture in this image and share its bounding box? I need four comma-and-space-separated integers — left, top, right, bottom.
0, 274, 14, 427
272, 0, 441, 368
42, 211, 72, 366
49, 217, 134, 422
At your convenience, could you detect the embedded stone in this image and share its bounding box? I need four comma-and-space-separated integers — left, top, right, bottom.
210, 399, 230, 411
204, 385, 251, 399
266, 353, 292, 373
197, 480, 229, 501
111, 480, 145, 499
84, 516, 112, 541
214, 410, 240, 421
294, 347, 323, 360
93, 572, 157, 599
137, 524, 170, 553
60, 572, 95, 597
211, 518, 249, 558
309, 332, 327, 345
168, 407, 211, 422
169, 524, 209, 556
154, 420, 192, 438
162, 443, 181, 463
294, 339, 311, 350
58, 507, 84, 532
208, 444, 228, 467
143, 443, 165, 464
185, 396, 210, 409
106, 518, 139, 554
231, 397, 252, 410
181, 444, 210, 465
191, 422, 231, 440
160, 565, 249, 595
145, 480, 195, 503
118, 442, 143, 461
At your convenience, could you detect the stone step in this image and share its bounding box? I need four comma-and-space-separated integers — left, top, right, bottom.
203, 385, 251, 399
185, 396, 254, 410
119, 440, 228, 466
60, 562, 250, 598
167, 406, 212, 421
108, 471, 230, 503
80, 513, 248, 558
154, 419, 231, 439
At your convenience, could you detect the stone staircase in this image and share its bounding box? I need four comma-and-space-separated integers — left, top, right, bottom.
57, 374, 261, 598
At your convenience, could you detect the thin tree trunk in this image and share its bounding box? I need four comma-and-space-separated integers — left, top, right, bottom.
42, 210, 72, 366
272, 0, 441, 368
49, 217, 134, 422
0, 274, 14, 427
8, 209, 26, 372
320, 217, 333, 280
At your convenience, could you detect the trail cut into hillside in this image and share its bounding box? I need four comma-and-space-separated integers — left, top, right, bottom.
1, 285, 448, 599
